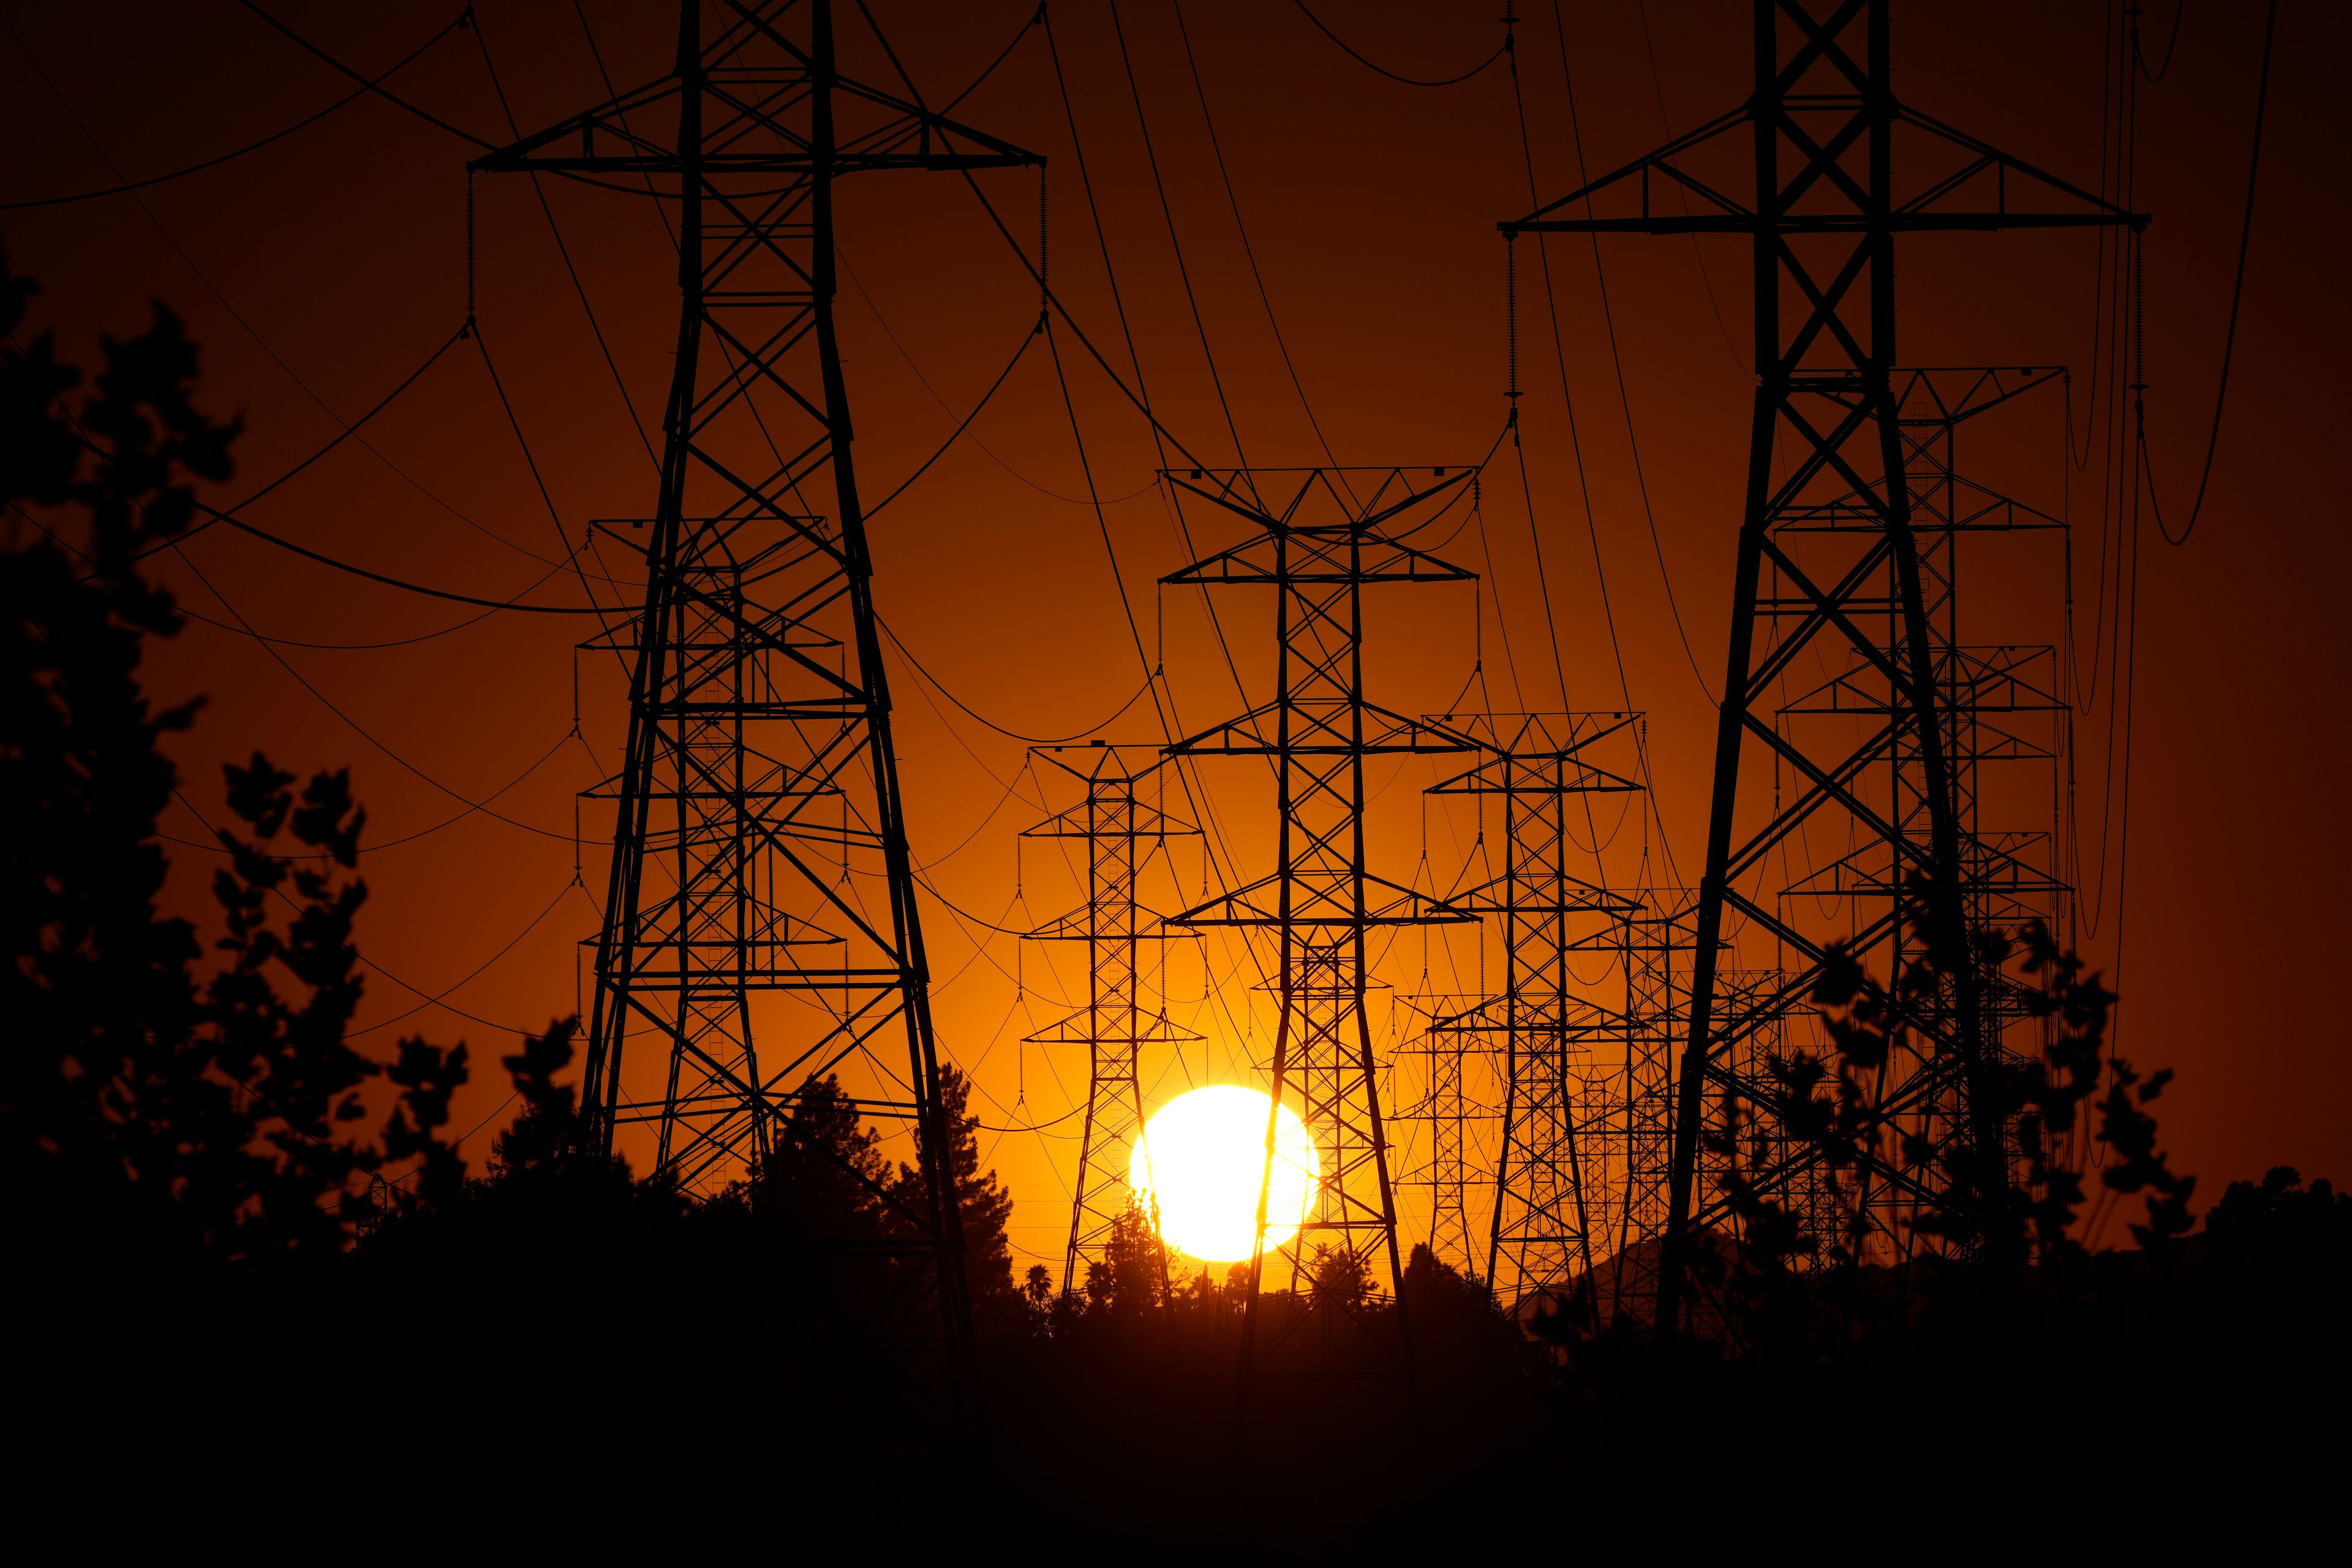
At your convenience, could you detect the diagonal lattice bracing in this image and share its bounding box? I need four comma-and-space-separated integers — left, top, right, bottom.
1022, 745, 1200, 1298
1425, 715, 1644, 1311
1163, 468, 1479, 1391
1506, 0, 2136, 1329
477, 1, 1039, 1381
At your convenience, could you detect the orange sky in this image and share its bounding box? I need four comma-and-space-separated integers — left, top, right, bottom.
6, 0, 2345, 1269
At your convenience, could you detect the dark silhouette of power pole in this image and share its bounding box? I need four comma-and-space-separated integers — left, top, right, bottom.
1163, 467, 1479, 1400
1022, 744, 1198, 1298
1504, 0, 2141, 1335
1770, 367, 2080, 1259
474, 1, 1038, 1385
1425, 713, 1642, 1309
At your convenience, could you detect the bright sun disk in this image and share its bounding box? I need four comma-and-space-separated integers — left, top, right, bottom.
1129, 1085, 1319, 1264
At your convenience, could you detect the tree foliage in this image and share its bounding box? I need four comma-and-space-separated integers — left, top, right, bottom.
1, 244, 467, 1281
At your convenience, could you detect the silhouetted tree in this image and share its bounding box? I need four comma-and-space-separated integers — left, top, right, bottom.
1308, 1243, 1374, 1308
1102, 1198, 1169, 1322
1724, 908, 2190, 1303
1060, 1200, 1170, 1332
762, 1072, 892, 1241
1, 245, 465, 1284
1023, 1261, 1054, 1336
2206, 1166, 2351, 1254
889, 1062, 1020, 1336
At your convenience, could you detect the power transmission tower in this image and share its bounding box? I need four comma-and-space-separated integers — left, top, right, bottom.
1589, 889, 1700, 1326
1504, 0, 2141, 1332
1163, 467, 1479, 1388
1399, 995, 1476, 1275
1424, 714, 1642, 1310
1022, 744, 1199, 1297
474, 0, 1039, 1375
1772, 367, 2078, 1249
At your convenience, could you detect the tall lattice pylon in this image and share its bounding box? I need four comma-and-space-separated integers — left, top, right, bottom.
1771, 367, 2077, 1249
1163, 467, 1480, 1389
1505, 0, 2140, 1330
1589, 889, 1700, 1326
1399, 995, 1477, 1275
1022, 745, 1199, 1296
474, 1, 1038, 1370
1425, 714, 1642, 1310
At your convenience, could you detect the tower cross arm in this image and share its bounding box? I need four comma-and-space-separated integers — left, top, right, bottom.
1164, 872, 1479, 930
469, 70, 1041, 176
1163, 704, 1480, 758
1161, 531, 1477, 587
1022, 801, 1199, 840
467, 76, 684, 174
1890, 104, 2141, 231
1501, 100, 2146, 238
1498, 104, 1753, 236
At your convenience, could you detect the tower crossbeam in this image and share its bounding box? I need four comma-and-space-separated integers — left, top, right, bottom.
475, 0, 1039, 1384
1503, 0, 2138, 1330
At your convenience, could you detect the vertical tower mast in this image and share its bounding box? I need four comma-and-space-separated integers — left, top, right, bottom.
1504, 0, 2140, 1329
474, 2, 1039, 1365
1773, 368, 2077, 1246
1022, 746, 1199, 1296
1163, 467, 1479, 1389
1406, 1006, 1474, 1275
1425, 714, 1643, 1308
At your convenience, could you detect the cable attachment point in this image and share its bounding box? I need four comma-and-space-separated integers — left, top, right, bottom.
1504, 233, 1520, 409
464, 167, 476, 323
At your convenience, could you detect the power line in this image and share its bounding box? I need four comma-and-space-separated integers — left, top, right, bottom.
187, 486, 605, 614
160, 726, 578, 859
4, 23, 539, 573
1291, 1, 1510, 89
40, 319, 583, 623
1169, 0, 1347, 470
1107, 0, 1249, 467
469, 317, 638, 648
467, 12, 660, 467
174, 564, 565, 649
236, 0, 497, 151
1627, 0, 1748, 376
111, 323, 475, 567
0, 9, 472, 209
2143, 0, 2275, 548
834, 251, 1142, 511
943, 3, 1047, 113
347, 878, 582, 1041
170, 783, 557, 1039
1005, 24, 1281, 1060
881, 615, 1157, 745
1528, 8, 1714, 704
2135, 0, 2191, 83
169, 543, 591, 845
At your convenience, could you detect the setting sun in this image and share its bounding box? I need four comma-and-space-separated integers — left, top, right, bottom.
1129, 1087, 1320, 1264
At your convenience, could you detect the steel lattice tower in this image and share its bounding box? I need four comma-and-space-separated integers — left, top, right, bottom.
1400, 995, 1477, 1275
1773, 367, 2077, 1246
474, 1, 1038, 1368
1022, 745, 1199, 1295
1163, 467, 1479, 1385
1587, 889, 1701, 1327
1505, 0, 2139, 1329
1424, 714, 1642, 1308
